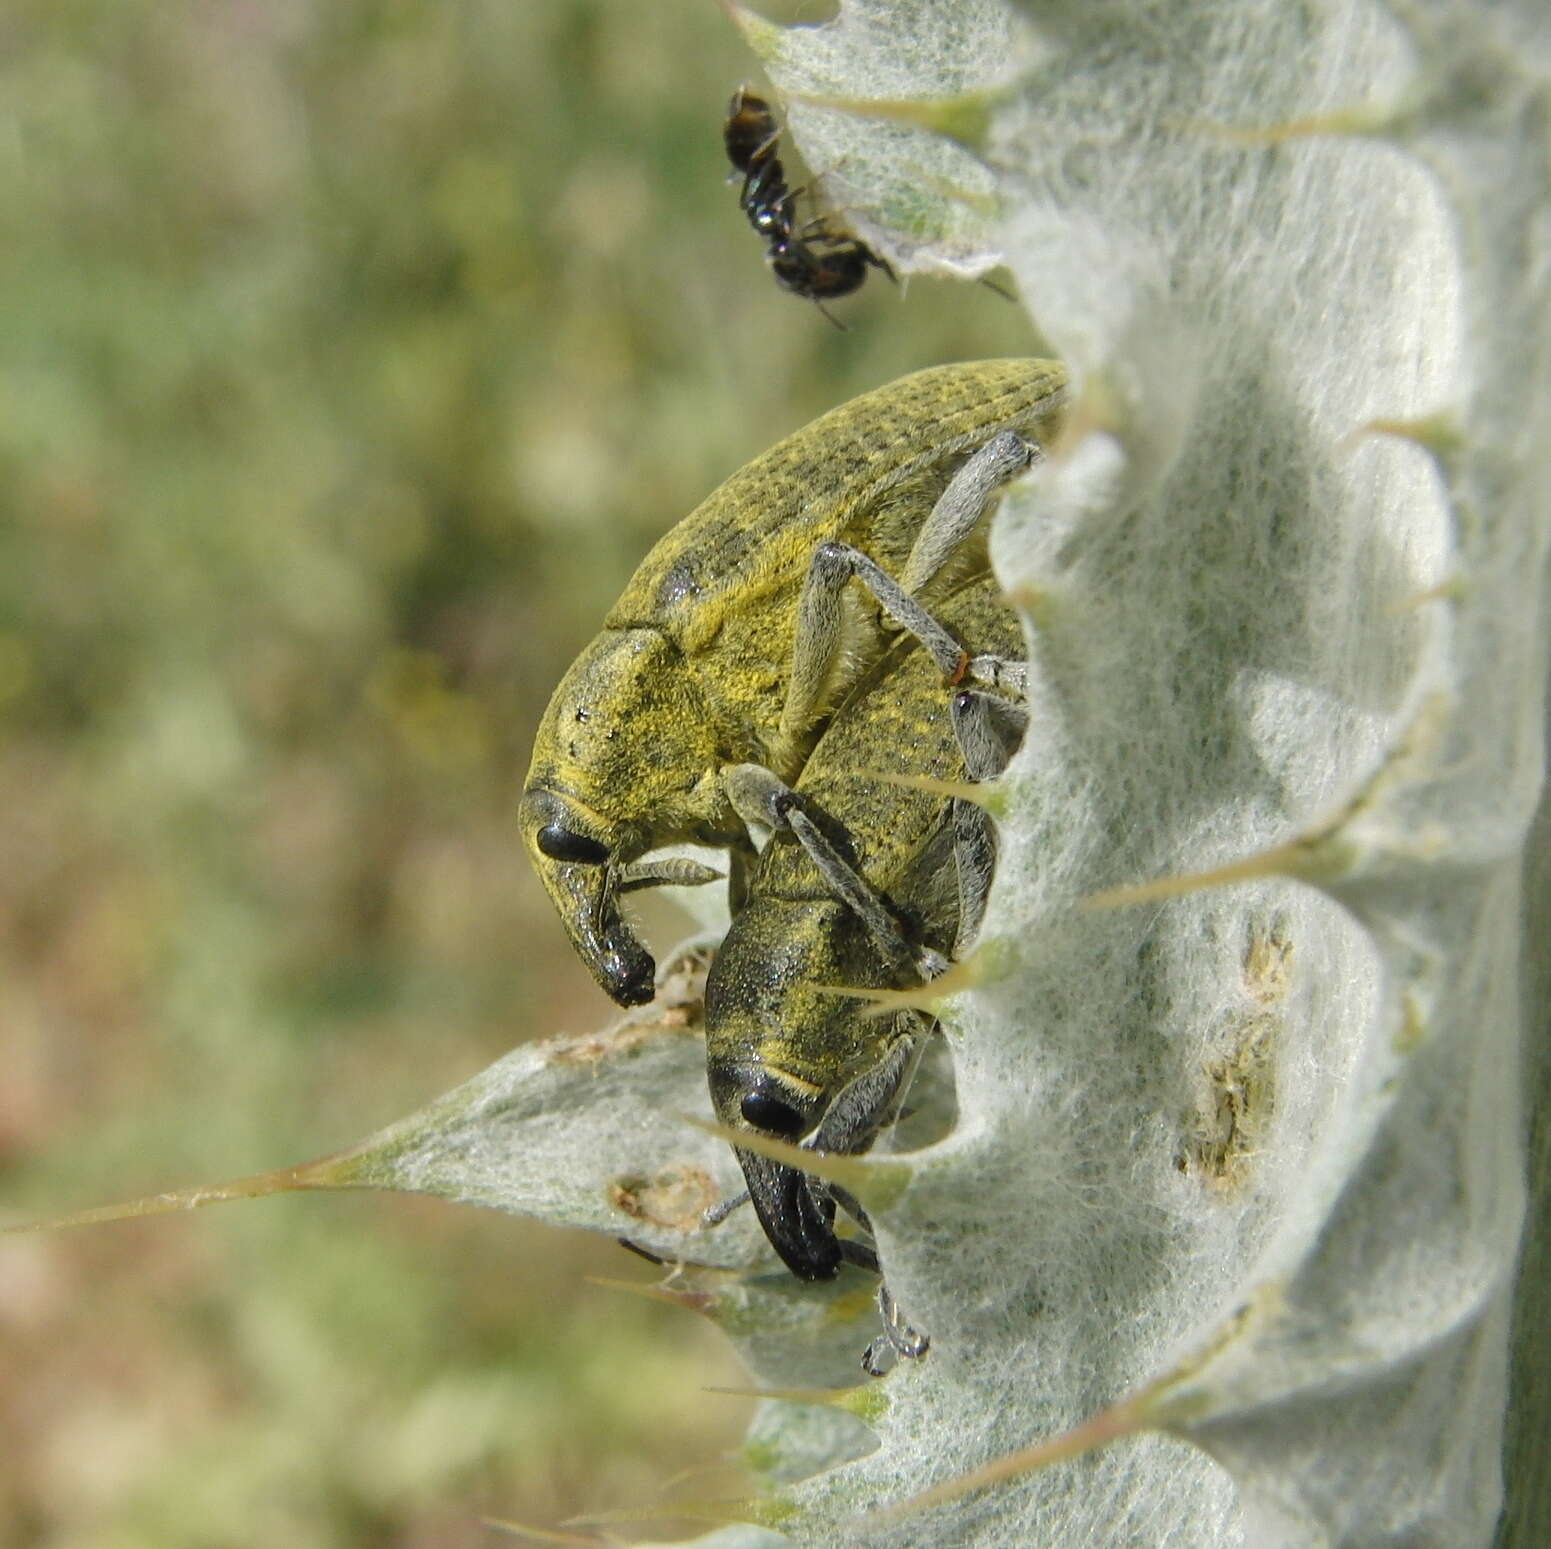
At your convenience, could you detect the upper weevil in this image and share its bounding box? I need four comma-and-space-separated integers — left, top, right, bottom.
519, 359, 1066, 1004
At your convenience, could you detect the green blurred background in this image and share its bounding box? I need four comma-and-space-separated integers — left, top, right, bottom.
0, 2, 1035, 1543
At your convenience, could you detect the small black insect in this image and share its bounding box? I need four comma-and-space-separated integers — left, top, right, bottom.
722, 85, 781, 192
722, 85, 893, 325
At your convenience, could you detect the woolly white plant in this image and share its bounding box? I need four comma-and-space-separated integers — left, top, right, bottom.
39, 1, 1547, 1544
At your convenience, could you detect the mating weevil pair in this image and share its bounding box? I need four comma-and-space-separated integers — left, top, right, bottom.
521, 359, 1067, 1362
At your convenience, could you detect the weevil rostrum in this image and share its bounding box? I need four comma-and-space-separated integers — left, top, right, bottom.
704, 570, 1026, 1370
520, 359, 1066, 1005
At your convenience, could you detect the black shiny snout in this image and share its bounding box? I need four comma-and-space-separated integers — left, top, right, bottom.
708, 1062, 841, 1279
733, 1146, 842, 1282
599, 934, 656, 1007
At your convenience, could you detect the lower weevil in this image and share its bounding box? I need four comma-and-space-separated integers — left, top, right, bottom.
704, 571, 1026, 1370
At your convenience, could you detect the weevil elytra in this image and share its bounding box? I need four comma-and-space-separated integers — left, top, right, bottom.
520, 359, 1066, 1005
704, 570, 1025, 1368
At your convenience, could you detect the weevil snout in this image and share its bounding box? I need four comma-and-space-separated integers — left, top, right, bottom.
735, 1147, 843, 1282
708, 1060, 843, 1281
588, 924, 656, 1007
518, 788, 656, 1006
522, 627, 733, 1007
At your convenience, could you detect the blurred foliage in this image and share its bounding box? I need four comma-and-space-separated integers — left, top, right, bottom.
0, 0, 1037, 1543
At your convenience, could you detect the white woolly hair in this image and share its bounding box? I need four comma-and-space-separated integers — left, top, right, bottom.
325, 3, 1548, 1545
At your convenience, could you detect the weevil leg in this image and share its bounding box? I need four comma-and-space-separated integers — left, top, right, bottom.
780, 543, 952, 747
951, 686, 1027, 783
830, 847, 942, 982
809, 1032, 928, 1271
812, 1022, 931, 1158
722, 760, 800, 834
832, 1186, 930, 1375
614, 857, 723, 893
779, 541, 1025, 757
861, 1333, 892, 1376
953, 795, 999, 961
702, 1189, 750, 1228
836, 1235, 881, 1275
949, 688, 1029, 958
962, 651, 1029, 699
781, 807, 945, 981
729, 767, 945, 980
899, 429, 1038, 596
851, 546, 1026, 702
862, 1282, 931, 1375
723, 763, 936, 980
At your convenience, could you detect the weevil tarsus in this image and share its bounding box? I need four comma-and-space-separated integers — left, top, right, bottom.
862, 1281, 932, 1376
949, 686, 1029, 954
826, 1179, 932, 1375
951, 686, 1029, 784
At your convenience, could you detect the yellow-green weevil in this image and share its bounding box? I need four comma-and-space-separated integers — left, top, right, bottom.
521, 359, 1064, 1004
703, 570, 1025, 1369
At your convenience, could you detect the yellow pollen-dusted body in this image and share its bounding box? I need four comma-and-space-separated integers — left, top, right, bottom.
705, 572, 1023, 1109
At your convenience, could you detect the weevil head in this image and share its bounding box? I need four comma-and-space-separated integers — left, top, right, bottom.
707, 1056, 842, 1281
705, 898, 913, 1281
522, 628, 733, 1006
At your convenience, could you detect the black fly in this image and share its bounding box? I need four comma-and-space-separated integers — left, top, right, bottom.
722, 86, 893, 326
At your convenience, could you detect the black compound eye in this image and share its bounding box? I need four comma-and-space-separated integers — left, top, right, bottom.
535, 823, 610, 866
740, 1091, 806, 1138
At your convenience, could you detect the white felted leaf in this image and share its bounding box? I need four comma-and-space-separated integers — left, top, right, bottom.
331, 968, 763, 1269
695, 0, 1545, 1545
730, 0, 1029, 275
